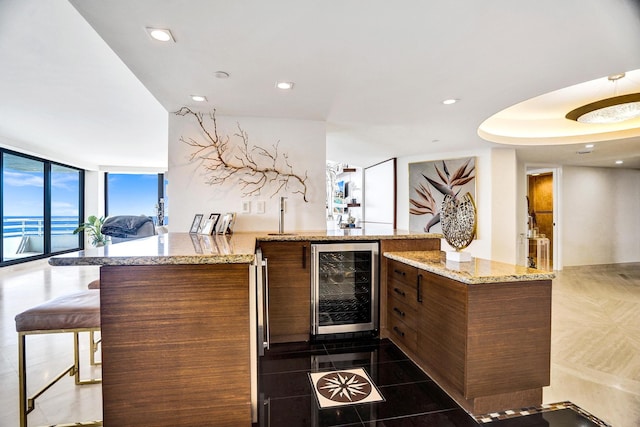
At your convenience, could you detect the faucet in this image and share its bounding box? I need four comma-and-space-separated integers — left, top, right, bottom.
279, 196, 287, 234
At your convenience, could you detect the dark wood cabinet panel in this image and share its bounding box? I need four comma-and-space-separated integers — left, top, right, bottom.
259, 241, 311, 343
417, 272, 467, 393
100, 263, 251, 426
465, 281, 551, 398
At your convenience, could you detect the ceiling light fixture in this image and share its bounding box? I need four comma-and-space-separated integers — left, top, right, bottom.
214, 71, 230, 79
566, 73, 640, 124
191, 95, 207, 102
585, 144, 595, 148
145, 27, 175, 42
615, 160, 624, 165
442, 98, 458, 105
276, 81, 294, 90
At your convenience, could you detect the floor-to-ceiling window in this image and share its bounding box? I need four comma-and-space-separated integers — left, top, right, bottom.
1, 149, 83, 265
105, 173, 165, 224
50, 164, 82, 253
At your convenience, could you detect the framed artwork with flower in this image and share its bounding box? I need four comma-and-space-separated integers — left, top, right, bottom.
408, 157, 476, 233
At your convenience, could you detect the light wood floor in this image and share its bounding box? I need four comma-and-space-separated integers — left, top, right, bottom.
544, 262, 640, 427
0, 259, 638, 426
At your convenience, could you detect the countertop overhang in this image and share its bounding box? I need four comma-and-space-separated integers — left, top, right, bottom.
49, 230, 443, 266
384, 251, 555, 284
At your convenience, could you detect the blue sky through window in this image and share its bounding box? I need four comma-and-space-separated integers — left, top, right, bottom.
3, 154, 44, 217
107, 173, 158, 217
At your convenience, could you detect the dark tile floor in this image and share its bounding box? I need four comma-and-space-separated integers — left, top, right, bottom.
257, 338, 607, 427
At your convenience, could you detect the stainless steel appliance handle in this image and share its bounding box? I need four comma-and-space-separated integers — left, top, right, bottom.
311, 245, 317, 335
263, 257, 270, 351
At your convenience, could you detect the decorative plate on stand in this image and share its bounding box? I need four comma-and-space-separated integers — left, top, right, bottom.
441, 192, 477, 261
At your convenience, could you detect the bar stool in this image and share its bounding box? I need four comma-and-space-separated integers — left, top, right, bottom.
86, 279, 102, 367
15, 290, 102, 427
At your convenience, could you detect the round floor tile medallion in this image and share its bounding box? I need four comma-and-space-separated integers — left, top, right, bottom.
316, 371, 372, 403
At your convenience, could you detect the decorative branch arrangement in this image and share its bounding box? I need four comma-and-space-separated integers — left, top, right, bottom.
175, 107, 309, 202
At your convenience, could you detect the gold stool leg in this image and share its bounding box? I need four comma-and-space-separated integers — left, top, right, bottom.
18, 332, 27, 427
74, 331, 101, 385
89, 330, 101, 366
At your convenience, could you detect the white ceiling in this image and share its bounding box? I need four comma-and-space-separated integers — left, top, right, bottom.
1, 0, 639, 171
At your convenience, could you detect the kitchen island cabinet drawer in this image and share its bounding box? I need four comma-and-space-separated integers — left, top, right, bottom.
387, 295, 417, 331
387, 280, 418, 309
387, 259, 418, 288
387, 314, 417, 353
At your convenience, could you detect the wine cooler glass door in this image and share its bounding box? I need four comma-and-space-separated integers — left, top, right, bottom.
312, 242, 378, 335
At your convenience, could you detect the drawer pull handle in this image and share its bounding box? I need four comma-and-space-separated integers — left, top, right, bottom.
393, 307, 405, 317
393, 287, 406, 297
393, 326, 405, 337
393, 269, 406, 276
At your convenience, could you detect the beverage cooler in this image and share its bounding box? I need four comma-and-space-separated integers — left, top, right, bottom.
311, 242, 379, 338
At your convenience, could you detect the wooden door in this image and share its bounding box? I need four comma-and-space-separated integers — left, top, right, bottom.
259, 241, 311, 343
528, 173, 553, 268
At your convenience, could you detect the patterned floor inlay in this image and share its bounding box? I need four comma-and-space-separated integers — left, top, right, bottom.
474, 401, 611, 426
308, 368, 385, 409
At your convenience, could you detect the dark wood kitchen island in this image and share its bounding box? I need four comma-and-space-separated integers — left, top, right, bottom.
383, 250, 555, 415
50, 232, 259, 427
49, 230, 442, 426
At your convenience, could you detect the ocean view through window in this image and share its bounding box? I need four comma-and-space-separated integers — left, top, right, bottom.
1, 149, 83, 265
106, 173, 166, 224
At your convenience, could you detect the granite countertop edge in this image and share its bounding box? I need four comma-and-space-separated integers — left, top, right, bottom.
48, 231, 443, 266
256, 232, 443, 241
384, 251, 555, 285
49, 254, 256, 266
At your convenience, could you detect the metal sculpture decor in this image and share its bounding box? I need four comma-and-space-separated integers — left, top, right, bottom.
175, 107, 309, 202
440, 192, 477, 254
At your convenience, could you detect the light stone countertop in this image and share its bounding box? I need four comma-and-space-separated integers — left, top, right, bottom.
384, 251, 555, 285
49, 230, 442, 266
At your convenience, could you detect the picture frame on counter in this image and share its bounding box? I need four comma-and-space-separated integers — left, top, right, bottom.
199, 219, 216, 235
226, 212, 236, 234
216, 213, 231, 235
189, 214, 203, 234
216, 212, 237, 234
209, 213, 221, 231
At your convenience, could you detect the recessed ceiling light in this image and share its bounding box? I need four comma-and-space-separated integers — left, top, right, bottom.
214, 71, 230, 79
585, 144, 595, 148
191, 95, 207, 102
442, 98, 459, 105
145, 27, 175, 42
276, 81, 294, 90
615, 160, 624, 164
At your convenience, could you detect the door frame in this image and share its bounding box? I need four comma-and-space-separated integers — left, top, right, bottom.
525, 166, 562, 271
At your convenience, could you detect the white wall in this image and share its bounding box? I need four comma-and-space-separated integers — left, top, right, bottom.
397, 147, 519, 263
490, 149, 518, 264
562, 166, 640, 266
168, 113, 327, 232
